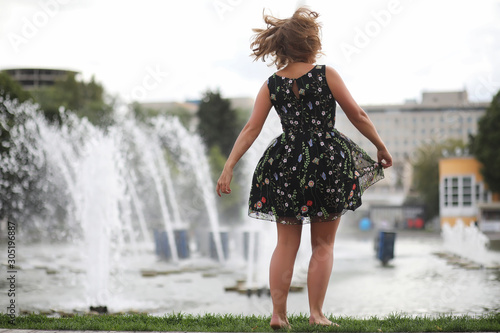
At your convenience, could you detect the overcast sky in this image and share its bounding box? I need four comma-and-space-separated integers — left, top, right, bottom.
1, 0, 499, 105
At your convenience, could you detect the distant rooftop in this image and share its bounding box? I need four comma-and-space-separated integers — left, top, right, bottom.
138, 97, 254, 114
362, 90, 488, 112
1, 67, 79, 90
421, 90, 469, 106
140, 101, 198, 115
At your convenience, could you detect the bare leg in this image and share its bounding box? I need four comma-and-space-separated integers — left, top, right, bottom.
308, 217, 341, 326
269, 221, 302, 329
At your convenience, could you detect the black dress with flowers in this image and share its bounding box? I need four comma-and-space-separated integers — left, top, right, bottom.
248, 65, 384, 224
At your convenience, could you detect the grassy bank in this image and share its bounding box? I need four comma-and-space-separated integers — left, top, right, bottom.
1, 313, 500, 332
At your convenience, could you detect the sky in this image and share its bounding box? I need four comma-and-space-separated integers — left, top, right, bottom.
0, 0, 499, 106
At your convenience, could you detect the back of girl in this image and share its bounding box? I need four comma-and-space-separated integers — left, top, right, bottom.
216, 6, 392, 329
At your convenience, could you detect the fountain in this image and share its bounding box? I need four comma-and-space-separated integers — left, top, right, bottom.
153, 117, 225, 262
2, 97, 500, 316
441, 219, 491, 265
0, 97, 226, 309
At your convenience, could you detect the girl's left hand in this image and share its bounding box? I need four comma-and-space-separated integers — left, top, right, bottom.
377, 148, 393, 169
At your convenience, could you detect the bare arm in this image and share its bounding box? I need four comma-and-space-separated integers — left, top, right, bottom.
216, 82, 273, 196
325, 66, 392, 168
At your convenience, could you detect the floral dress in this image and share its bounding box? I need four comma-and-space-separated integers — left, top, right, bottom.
248, 65, 384, 224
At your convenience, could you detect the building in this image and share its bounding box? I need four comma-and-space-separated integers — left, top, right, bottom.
370, 204, 426, 230
439, 156, 499, 231
1, 68, 79, 90
335, 90, 489, 193
139, 101, 199, 116
478, 203, 500, 234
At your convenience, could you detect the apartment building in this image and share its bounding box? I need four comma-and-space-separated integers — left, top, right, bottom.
335, 90, 489, 192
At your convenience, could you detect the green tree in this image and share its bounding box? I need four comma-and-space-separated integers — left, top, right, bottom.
1, 72, 39, 223
208, 145, 246, 222
131, 102, 195, 128
409, 139, 467, 219
31, 73, 114, 127
0, 72, 33, 156
472, 90, 500, 193
0, 71, 32, 103
197, 90, 247, 223
0, 98, 49, 225
197, 90, 240, 157
1, 71, 114, 224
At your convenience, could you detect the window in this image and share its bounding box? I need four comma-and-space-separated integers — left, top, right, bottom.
473, 182, 492, 204
442, 175, 487, 208
452, 177, 459, 206
444, 178, 449, 207
484, 189, 490, 203
463, 177, 472, 206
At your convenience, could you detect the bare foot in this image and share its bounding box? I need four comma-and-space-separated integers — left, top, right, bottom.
309, 314, 339, 327
270, 314, 291, 330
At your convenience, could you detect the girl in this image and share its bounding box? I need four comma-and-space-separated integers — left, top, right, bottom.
216, 7, 392, 329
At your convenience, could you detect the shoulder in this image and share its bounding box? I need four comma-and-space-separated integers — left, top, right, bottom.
323, 66, 345, 88
267, 72, 278, 82
266, 72, 280, 90
314, 65, 339, 82
323, 65, 341, 79
259, 79, 271, 98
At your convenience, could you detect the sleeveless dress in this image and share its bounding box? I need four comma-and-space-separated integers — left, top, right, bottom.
248, 65, 384, 224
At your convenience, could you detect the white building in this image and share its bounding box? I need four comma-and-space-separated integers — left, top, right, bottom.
335, 90, 489, 194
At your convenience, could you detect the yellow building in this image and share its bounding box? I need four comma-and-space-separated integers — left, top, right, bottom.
439, 156, 499, 228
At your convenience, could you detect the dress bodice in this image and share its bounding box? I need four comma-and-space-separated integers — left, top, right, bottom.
267, 65, 336, 136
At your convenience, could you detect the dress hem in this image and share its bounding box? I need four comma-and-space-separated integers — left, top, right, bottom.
248, 163, 384, 225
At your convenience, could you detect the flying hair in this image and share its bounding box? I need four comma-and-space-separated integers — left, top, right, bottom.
250, 7, 323, 70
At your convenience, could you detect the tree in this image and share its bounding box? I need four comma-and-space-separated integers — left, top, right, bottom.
197, 90, 247, 223
131, 102, 195, 129
197, 90, 240, 157
208, 145, 246, 222
31, 73, 115, 127
0, 71, 32, 103
472, 90, 500, 193
1, 71, 114, 224
1, 72, 42, 223
0, 98, 49, 225
0, 72, 33, 156
409, 139, 467, 219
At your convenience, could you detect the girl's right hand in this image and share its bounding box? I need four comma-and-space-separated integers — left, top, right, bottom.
216, 167, 233, 197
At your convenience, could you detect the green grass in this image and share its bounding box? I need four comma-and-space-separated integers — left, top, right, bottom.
0, 312, 499, 332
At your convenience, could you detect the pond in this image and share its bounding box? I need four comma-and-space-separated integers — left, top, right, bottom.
2, 227, 499, 318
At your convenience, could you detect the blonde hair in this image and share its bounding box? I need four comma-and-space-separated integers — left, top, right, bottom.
250, 7, 323, 69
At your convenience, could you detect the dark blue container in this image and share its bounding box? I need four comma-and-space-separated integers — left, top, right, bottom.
153, 229, 190, 260
243, 231, 259, 261
210, 231, 229, 261
175, 229, 190, 259
153, 229, 172, 259
376, 231, 396, 265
